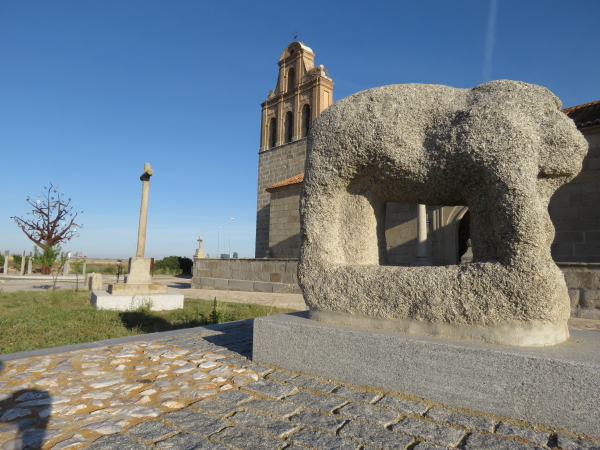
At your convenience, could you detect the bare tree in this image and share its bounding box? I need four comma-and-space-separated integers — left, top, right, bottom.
11, 183, 83, 274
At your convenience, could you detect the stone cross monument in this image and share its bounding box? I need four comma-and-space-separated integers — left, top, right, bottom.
194, 237, 206, 258
91, 162, 183, 311
124, 163, 155, 286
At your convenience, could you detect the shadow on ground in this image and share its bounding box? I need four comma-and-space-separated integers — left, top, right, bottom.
189, 321, 254, 359
0, 361, 50, 449
165, 282, 191, 289
118, 310, 210, 334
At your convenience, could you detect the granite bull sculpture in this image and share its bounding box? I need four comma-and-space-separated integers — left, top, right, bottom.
298, 80, 588, 346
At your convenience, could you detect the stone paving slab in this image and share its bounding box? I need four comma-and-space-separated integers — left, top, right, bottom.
1, 320, 599, 450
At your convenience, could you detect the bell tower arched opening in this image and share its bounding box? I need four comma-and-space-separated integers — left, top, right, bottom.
302, 104, 311, 137
284, 111, 293, 143
269, 118, 277, 148
287, 67, 295, 92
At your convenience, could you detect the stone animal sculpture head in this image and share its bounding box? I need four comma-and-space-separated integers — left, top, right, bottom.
298, 80, 588, 346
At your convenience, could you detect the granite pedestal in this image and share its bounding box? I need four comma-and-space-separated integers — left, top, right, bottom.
253, 312, 600, 439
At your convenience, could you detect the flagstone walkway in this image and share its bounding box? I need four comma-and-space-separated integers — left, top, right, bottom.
1, 320, 599, 450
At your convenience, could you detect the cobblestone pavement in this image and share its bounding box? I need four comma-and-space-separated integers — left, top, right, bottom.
1, 321, 599, 450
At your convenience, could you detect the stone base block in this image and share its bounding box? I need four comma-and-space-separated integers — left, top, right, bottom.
124, 257, 152, 284
90, 291, 184, 311
253, 312, 600, 439
108, 282, 168, 295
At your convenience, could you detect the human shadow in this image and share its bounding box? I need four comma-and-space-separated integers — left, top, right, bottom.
198, 320, 254, 359
0, 361, 50, 450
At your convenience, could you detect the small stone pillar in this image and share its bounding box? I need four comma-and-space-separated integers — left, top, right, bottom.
20, 251, 26, 276
82, 260, 87, 277
27, 253, 33, 274
3, 250, 9, 274
411, 204, 432, 266
63, 259, 70, 276
86, 273, 103, 291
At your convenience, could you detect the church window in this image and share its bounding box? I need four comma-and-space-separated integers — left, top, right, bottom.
269, 118, 277, 148
287, 68, 295, 92
284, 112, 293, 143
301, 104, 311, 137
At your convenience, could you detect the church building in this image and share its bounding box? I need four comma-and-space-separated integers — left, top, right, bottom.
255, 41, 333, 259
195, 41, 600, 319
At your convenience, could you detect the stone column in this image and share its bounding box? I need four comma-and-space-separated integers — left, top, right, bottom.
27, 252, 33, 274
82, 260, 87, 277
63, 258, 70, 276
411, 204, 432, 266
20, 251, 25, 276
136, 163, 153, 258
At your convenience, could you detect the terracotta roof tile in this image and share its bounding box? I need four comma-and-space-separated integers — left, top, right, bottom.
266, 173, 304, 191
562, 99, 600, 128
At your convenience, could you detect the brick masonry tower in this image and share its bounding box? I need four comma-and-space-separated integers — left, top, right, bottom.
255, 42, 334, 257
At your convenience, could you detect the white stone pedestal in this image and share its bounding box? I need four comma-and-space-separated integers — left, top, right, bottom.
90, 291, 184, 311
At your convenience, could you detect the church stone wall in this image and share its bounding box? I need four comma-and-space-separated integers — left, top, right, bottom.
550, 126, 600, 263
192, 258, 300, 294
268, 185, 302, 258
256, 139, 307, 258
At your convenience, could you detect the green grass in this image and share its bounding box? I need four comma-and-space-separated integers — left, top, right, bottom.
0, 290, 293, 355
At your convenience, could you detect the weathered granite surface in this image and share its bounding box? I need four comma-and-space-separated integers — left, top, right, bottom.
299, 80, 589, 346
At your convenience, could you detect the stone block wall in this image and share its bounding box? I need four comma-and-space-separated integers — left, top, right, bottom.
268, 185, 302, 258
256, 139, 307, 258
192, 258, 301, 294
549, 126, 600, 262
559, 263, 600, 319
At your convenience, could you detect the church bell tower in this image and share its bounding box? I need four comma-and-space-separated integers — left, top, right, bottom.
255, 42, 334, 258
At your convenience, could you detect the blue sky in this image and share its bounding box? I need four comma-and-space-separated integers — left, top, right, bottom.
1, 1, 598, 260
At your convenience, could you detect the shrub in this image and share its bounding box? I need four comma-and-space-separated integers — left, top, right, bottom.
154, 256, 180, 272
154, 256, 193, 275
178, 256, 193, 274
12, 254, 22, 268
